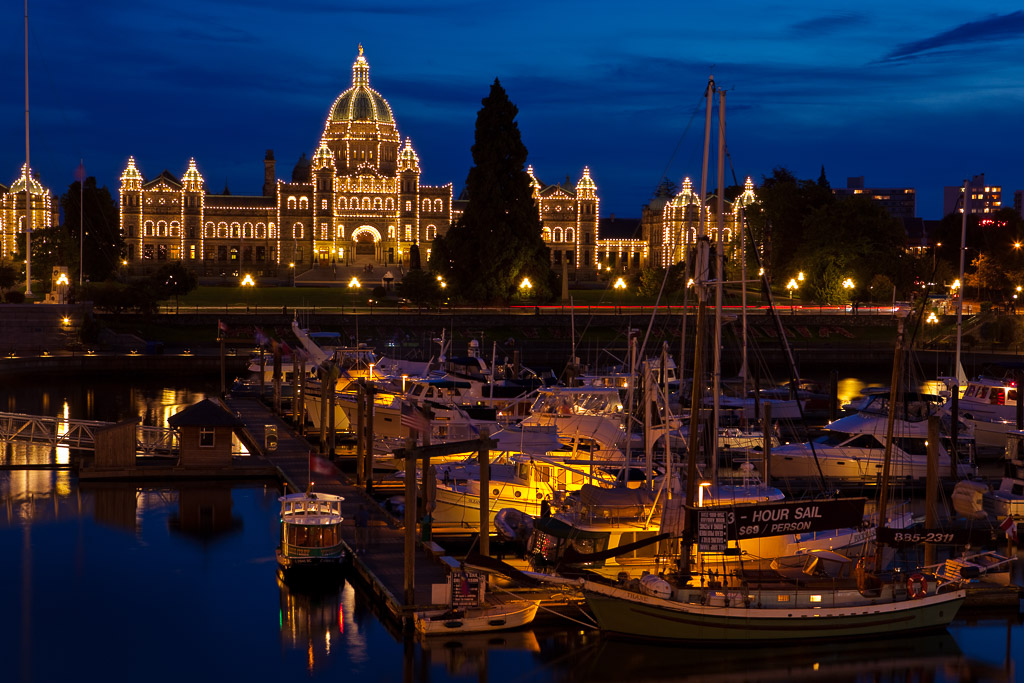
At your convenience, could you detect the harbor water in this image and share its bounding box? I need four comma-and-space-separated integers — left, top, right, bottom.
1, 373, 1021, 682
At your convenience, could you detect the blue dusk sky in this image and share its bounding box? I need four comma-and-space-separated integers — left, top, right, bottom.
2, 1, 1023, 221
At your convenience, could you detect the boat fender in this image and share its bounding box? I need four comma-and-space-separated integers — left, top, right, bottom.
907, 573, 927, 599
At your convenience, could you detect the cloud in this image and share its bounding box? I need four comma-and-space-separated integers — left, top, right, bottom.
884, 11, 1024, 61
789, 13, 867, 36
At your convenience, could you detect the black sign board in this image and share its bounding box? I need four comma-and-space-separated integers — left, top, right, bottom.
695, 497, 866, 547
449, 570, 481, 608
876, 526, 998, 547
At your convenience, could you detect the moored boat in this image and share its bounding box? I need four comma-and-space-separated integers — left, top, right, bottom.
414, 599, 541, 636
276, 490, 346, 581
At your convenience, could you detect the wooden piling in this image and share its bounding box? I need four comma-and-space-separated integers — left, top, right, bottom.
478, 428, 490, 557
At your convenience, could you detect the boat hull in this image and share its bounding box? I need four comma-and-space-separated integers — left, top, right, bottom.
414, 601, 540, 636
583, 583, 965, 642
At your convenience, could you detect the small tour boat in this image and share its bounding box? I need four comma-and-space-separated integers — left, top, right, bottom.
414, 599, 541, 636
277, 490, 346, 581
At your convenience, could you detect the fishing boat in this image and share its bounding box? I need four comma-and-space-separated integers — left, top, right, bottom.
414, 599, 541, 636
276, 490, 346, 581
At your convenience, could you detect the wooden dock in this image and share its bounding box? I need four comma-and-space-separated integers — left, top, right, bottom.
223, 396, 452, 622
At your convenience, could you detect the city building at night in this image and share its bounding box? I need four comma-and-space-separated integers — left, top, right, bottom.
943, 173, 1002, 217
833, 176, 916, 221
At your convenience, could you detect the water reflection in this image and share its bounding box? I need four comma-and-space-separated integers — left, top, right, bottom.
277, 573, 350, 673
556, 630, 1008, 682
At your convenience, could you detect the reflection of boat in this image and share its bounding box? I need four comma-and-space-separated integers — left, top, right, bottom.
276, 490, 346, 580
414, 599, 540, 636
568, 630, 972, 682
418, 628, 540, 677
276, 573, 346, 673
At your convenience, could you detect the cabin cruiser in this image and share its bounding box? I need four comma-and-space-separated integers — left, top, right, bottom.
769, 393, 977, 483
947, 374, 1021, 449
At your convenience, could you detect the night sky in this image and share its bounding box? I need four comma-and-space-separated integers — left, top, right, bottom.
2, 1, 1023, 221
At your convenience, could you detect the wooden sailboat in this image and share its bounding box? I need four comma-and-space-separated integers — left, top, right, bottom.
573, 84, 966, 642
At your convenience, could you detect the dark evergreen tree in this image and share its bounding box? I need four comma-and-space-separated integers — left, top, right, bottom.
430, 79, 554, 303
61, 177, 123, 283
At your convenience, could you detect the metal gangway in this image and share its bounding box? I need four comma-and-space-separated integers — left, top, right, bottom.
0, 411, 177, 456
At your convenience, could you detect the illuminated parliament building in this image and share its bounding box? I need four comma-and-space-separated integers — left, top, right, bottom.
116, 47, 608, 282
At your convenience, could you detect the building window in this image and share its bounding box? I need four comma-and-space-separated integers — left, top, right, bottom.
287, 196, 297, 210
385, 197, 394, 211
422, 198, 431, 212
199, 428, 215, 448
434, 199, 443, 212
405, 201, 412, 212
321, 199, 328, 211
299, 197, 309, 210
565, 227, 575, 243
404, 225, 412, 241
426, 224, 436, 240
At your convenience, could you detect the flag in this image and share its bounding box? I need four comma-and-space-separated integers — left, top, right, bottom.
74, 161, 85, 183
1000, 515, 1018, 542
401, 401, 429, 432
280, 341, 293, 358
309, 451, 340, 476
218, 319, 228, 335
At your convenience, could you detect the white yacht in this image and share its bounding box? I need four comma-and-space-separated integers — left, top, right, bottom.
769, 392, 977, 483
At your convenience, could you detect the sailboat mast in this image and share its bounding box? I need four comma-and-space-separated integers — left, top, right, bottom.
698, 75, 714, 240
740, 203, 748, 398
873, 316, 905, 571
955, 179, 968, 382
24, 0, 33, 297
712, 88, 726, 487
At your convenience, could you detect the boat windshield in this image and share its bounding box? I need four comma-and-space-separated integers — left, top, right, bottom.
813, 431, 850, 447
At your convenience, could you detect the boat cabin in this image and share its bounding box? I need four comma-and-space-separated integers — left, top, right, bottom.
278, 493, 345, 561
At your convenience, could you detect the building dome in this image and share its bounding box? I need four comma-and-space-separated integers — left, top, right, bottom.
327, 46, 394, 124
292, 153, 311, 183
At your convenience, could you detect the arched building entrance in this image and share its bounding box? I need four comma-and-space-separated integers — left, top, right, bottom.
350, 226, 381, 265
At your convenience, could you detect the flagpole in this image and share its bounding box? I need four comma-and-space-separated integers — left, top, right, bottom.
23, 0, 33, 297
79, 159, 84, 287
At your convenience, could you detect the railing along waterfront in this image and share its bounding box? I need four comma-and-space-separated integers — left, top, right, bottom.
0, 411, 177, 455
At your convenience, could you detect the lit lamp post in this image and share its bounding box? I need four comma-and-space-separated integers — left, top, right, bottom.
519, 276, 533, 312
613, 276, 627, 313
786, 278, 799, 314
842, 277, 854, 313
240, 273, 255, 312
289, 262, 295, 287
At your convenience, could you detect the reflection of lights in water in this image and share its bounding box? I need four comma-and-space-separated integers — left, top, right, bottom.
325, 628, 331, 655
342, 581, 369, 664
56, 401, 70, 466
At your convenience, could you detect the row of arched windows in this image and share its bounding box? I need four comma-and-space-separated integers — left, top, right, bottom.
286, 196, 309, 210
421, 198, 444, 213
201, 222, 278, 239
543, 226, 576, 243
143, 220, 181, 237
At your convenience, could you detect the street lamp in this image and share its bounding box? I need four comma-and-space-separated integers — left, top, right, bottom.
787, 278, 799, 313
613, 277, 627, 313
241, 273, 255, 313
519, 277, 533, 295
289, 262, 295, 287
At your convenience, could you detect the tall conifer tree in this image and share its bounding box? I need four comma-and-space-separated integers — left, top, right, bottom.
431, 79, 553, 303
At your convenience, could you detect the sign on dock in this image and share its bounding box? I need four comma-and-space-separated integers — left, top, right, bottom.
695, 497, 866, 549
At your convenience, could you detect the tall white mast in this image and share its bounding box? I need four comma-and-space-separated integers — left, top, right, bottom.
24, 0, 33, 296
955, 179, 968, 384
711, 88, 726, 487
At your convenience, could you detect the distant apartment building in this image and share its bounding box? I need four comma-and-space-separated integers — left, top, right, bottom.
832, 177, 916, 221
942, 173, 1001, 217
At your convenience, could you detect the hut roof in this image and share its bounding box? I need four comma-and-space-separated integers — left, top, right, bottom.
167, 399, 243, 428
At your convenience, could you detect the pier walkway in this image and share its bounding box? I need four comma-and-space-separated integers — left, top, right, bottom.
0, 411, 177, 455
223, 396, 450, 621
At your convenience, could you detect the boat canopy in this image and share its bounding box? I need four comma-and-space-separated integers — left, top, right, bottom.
533, 515, 608, 540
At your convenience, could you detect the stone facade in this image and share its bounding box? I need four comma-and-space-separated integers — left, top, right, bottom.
0, 165, 59, 262
119, 47, 454, 277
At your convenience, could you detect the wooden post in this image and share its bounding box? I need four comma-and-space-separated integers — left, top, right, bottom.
761, 401, 772, 487
403, 438, 417, 608
355, 379, 365, 485
828, 369, 838, 423
419, 404, 433, 523
259, 345, 266, 398
298, 356, 307, 434
273, 343, 282, 415
318, 364, 329, 454
327, 363, 337, 457
478, 428, 490, 557
219, 337, 226, 395
292, 355, 302, 426
364, 384, 376, 493
925, 416, 939, 567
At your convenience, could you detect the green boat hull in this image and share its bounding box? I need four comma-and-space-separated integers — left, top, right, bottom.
584, 586, 966, 642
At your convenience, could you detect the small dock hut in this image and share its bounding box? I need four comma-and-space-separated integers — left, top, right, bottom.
167, 399, 244, 468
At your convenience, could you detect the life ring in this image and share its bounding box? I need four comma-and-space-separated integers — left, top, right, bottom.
907, 573, 927, 599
